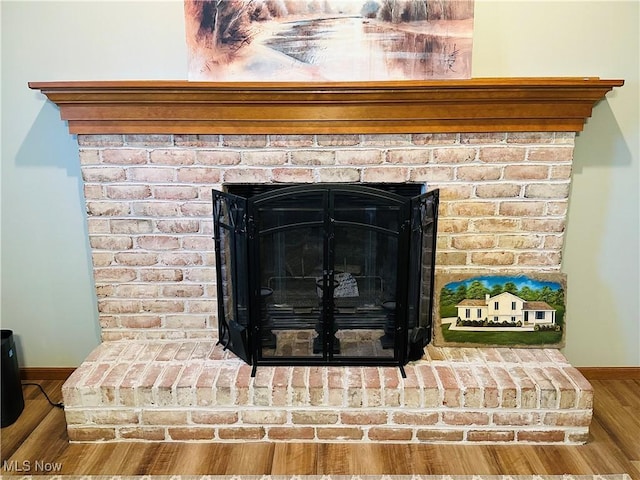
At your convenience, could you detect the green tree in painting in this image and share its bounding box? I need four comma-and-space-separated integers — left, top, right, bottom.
503, 281, 518, 294
490, 283, 503, 297
518, 285, 538, 301
466, 280, 489, 299
539, 285, 555, 304
549, 288, 565, 306
439, 286, 458, 318
440, 286, 456, 306
454, 284, 468, 304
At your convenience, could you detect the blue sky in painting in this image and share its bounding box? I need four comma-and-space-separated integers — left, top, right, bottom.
444, 275, 562, 292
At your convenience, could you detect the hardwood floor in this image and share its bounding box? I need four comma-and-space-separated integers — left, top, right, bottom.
1, 379, 638, 477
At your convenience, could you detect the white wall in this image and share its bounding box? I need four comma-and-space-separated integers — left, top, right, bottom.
1, 1, 638, 367
473, 0, 639, 366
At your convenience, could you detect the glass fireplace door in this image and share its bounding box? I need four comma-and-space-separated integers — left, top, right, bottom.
249, 185, 407, 366
329, 189, 404, 361
250, 188, 328, 361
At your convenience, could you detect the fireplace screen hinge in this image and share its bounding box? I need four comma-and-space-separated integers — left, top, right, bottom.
247, 215, 256, 239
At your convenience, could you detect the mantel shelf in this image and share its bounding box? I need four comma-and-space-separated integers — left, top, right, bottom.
29, 77, 623, 135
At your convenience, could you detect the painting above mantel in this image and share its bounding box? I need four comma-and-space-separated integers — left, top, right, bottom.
184, 0, 475, 82
28, 77, 623, 135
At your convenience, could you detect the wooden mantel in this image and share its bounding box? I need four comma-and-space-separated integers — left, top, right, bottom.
29, 77, 623, 135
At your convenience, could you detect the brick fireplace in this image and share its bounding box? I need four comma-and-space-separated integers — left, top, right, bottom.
77, 129, 582, 342
30, 78, 622, 443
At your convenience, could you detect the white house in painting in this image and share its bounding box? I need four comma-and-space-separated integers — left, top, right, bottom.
456, 292, 556, 325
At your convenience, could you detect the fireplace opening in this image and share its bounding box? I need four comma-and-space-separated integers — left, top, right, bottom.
212, 183, 439, 377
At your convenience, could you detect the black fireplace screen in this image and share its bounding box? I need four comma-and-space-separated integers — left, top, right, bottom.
212, 184, 438, 376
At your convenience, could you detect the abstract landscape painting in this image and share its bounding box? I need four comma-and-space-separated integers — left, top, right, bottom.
184, 0, 474, 81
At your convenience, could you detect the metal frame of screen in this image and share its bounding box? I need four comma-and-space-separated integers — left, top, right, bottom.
212, 184, 438, 377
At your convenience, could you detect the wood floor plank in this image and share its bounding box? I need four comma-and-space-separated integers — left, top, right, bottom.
52, 443, 113, 475
580, 415, 640, 475
78, 443, 138, 475
0, 380, 64, 462
1, 398, 51, 461
483, 445, 550, 475
372, 443, 416, 474
330, 444, 399, 474
316, 443, 369, 474
129, 444, 172, 475
160, 443, 233, 475
271, 443, 318, 474
405, 445, 451, 474
5, 405, 68, 469
427, 445, 500, 475
224, 442, 275, 475
201, 444, 243, 474
592, 380, 640, 459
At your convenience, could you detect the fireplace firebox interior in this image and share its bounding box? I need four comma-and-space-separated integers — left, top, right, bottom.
213, 183, 439, 376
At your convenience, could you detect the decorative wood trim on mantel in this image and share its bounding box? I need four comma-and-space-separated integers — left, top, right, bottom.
29, 77, 623, 135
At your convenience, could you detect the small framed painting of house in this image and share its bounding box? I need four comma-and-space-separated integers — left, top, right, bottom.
433, 272, 567, 348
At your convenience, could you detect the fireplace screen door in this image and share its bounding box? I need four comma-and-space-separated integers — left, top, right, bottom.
213, 184, 438, 376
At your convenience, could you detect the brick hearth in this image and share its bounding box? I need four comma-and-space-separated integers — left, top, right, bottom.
62, 343, 591, 443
